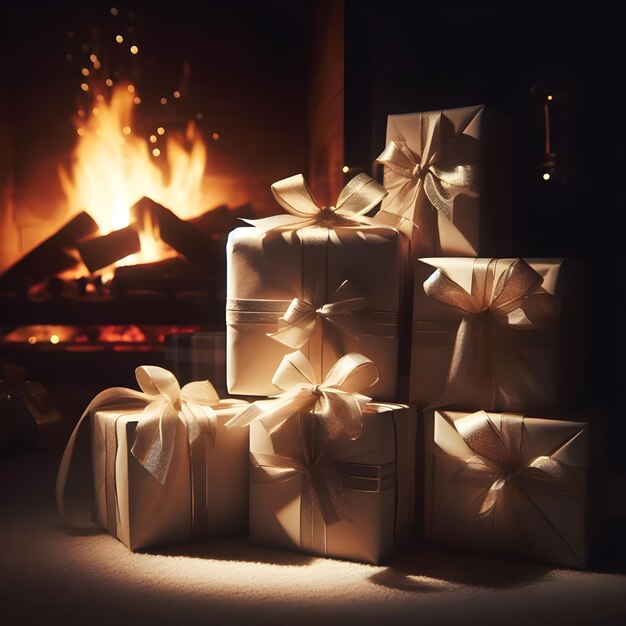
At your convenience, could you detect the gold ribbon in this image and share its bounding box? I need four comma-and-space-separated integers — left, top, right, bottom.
375, 111, 477, 253
423, 258, 560, 410
225, 351, 379, 442
56, 366, 231, 536
265, 279, 396, 348
250, 415, 397, 554
241, 173, 388, 234
433, 411, 584, 554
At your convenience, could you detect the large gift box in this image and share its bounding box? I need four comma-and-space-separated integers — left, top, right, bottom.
56, 367, 249, 551
426, 409, 588, 568
374, 104, 511, 257
226, 173, 403, 400
410, 257, 584, 413
227, 351, 417, 564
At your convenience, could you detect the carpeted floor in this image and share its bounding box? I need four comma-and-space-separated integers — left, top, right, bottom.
2, 449, 626, 626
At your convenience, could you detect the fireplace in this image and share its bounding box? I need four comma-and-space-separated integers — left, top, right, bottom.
0, 2, 327, 391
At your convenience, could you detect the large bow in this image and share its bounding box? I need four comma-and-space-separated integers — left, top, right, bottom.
242, 173, 387, 234
375, 111, 476, 250
424, 258, 560, 410
267, 279, 368, 349
435, 411, 583, 551
226, 351, 379, 441
56, 366, 224, 526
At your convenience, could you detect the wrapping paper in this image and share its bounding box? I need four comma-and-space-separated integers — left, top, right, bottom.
91, 402, 249, 551
56, 367, 249, 551
427, 409, 588, 568
226, 225, 402, 399
375, 105, 511, 257
249, 403, 417, 564
410, 257, 584, 412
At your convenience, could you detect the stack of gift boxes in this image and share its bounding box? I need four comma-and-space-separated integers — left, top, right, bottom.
57, 104, 588, 569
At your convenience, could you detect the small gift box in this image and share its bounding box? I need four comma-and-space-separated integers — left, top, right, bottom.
410, 257, 584, 413
56, 367, 249, 551
226, 173, 403, 400
227, 351, 417, 564
426, 409, 588, 568
374, 104, 511, 257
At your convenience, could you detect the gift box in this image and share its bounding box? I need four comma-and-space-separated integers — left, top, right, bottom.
226, 173, 403, 400
249, 404, 416, 564
374, 104, 511, 257
227, 350, 417, 564
426, 409, 588, 568
410, 257, 584, 413
56, 367, 249, 551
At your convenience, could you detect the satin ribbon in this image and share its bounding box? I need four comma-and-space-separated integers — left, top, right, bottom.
267, 279, 377, 349
56, 366, 226, 533
375, 111, 477, 252
226, 351, 379, 441
241, 173, 387, 234
434, 411, 583, 553
250, 416, 397, 554
423, 258, 560, 410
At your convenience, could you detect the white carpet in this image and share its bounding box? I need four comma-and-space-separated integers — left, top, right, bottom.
2, 450, 626, 626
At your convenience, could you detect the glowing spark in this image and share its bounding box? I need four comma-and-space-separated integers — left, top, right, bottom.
212, 132, 220, 140
342, 165, 350, 173
115, 35, 124, 43
130, 45, 139, 55
173, 90, 181, 98
149, 135, 157, 143
133, 96, 141, 104
50, 335, 60, 344
28, 337, 37, 345
122, 126, 131, 135
106, 78, 113, 87
127, 84, 135, 93
111, 7, 118, 16
543, 173, 551, 180
152, 148, 161, 157
157, 127, 165, 135
160, 97, 168, 105
81, 68, 90, 76
80, 83, 89, 92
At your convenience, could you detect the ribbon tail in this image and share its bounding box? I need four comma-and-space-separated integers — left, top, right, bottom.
56, 387, 151, 528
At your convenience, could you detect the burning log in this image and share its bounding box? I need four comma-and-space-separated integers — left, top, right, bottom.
77, 225, 141, 273
189, 203, 253, 235
131, 197, 220, 271
0, 211, 98, 293
110, 257, 213, 295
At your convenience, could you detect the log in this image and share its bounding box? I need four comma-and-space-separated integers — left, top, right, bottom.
191, 202, 253, 237
77, 225, 141, 273
0, 211, 99, 293
110, 257, 211, 294
131, 197, 217, 270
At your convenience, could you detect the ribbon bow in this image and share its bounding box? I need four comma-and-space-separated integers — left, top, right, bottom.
250, 415, 352, 554
375, 111, 477, 250
241, 173, 388, 234
449, 411, 580, 518
226, 351, 379, 441
267, 279, 368, 349
435, 411, 583, 557
424, 258, 560, 410
56, 367, 225, 526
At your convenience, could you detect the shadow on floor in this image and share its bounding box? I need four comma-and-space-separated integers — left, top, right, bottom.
369, 543, 553, 593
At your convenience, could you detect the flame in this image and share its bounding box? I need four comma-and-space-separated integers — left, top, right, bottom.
60, 84, 209, 266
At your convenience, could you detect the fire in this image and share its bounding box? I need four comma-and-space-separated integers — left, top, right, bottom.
59, 84, 209, 266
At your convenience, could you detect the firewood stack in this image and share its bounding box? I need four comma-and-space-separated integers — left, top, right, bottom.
0, 199, 253, 304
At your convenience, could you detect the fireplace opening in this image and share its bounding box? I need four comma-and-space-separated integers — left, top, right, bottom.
0, 2, 316, 377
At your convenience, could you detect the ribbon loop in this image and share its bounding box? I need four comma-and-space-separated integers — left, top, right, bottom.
375, 111, 478, 252
242, 173, 388, 234
446, 411, 583, 526
424, 259, 560, 410
267, 279, 369, 349
225, 351, 377, 441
